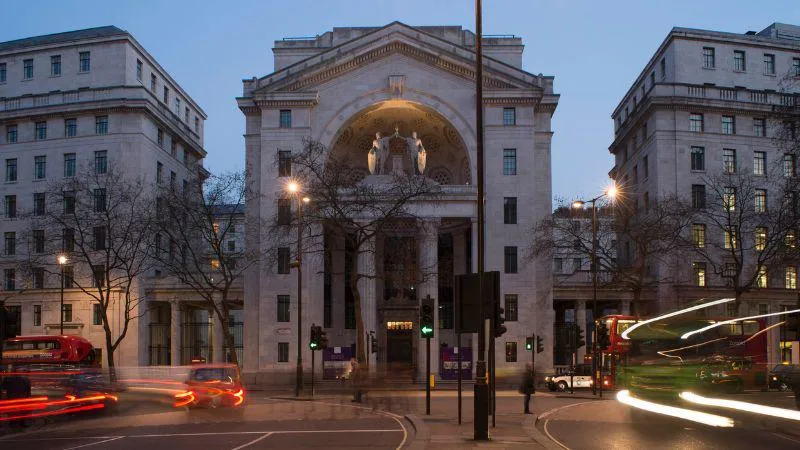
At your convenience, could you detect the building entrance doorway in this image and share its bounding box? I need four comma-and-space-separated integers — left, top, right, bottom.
386, 321, 414, 381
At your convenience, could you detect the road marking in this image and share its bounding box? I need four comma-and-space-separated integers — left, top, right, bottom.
773, 432, 800, 444
542, 419, 570, 450
128, 429, 404, 438
63, 436, 125, 450
231, 432, 272, 450
315, 399, 408, 450
538, 400, 598, 420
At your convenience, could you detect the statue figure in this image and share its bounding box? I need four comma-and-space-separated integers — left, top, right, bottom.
409, 131, 427, 175
368, 132, 386, 175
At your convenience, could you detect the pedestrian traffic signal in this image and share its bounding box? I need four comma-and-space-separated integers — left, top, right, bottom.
575, 325, 586, 349
494, 303, 507, 338
597, 321, 610, 349
536, 335, 544, 354
309, 324, 323, 350
420, 295, 434, 338
525, 336, 534, 351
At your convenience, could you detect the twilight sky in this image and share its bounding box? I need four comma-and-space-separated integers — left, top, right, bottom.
2, 0, 799, 206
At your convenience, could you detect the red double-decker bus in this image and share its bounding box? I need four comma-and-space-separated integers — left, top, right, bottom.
2, 335, 98, 367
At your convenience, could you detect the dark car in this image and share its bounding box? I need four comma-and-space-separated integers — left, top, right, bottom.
769, 364, 800, 391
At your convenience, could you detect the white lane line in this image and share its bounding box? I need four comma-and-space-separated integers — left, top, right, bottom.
63, 436, 125, 450
542, 419, 570, 450
128, 429, 404, 438
538, 400, 598, 420
773, 432, 800, 444
231, 432, 272, 450
315, 399, 408, 450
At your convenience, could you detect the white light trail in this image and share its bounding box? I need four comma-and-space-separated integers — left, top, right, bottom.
733, 320, 786, 347
616, 390, 734, 427
656, 337, 729, 361
620, 298, 735, 340
680, 392, 800, 421
680, 309, 800, 340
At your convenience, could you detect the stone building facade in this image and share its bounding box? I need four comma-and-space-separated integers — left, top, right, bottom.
239, 23, 559, 384
609, 23, 800, 365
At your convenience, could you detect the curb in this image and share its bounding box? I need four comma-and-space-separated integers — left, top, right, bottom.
523, 414, 563, 450
403, 414, 428, 450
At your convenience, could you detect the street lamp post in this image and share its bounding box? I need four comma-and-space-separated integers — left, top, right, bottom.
572, 185, 617, 397
288, 182, 310, 397
57, 254, 68, 335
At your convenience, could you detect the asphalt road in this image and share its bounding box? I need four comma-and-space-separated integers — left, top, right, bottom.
0, 398, 409, 450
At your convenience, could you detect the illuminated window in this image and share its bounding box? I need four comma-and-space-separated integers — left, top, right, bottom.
723, 187, 736, 211
723, 149, 736, 173
724, 227, 738, 249
693, 262, 706, 287
505, 341, 517, 362
786, 231, 796, 248
692, 224, 706, 248
210, 259, 220, 270
786, 267, 797, 289
756, 265, 767, 288
755, 189, 767, 213
213, 222, 220, 235
755, 227, 767, 251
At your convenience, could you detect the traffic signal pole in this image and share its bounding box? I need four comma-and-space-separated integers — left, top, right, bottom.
426, 335, 431, 415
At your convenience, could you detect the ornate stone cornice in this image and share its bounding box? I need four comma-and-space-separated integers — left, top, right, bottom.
268, 41, 523, 93
482, 97, 539, 106
537, 103, 558, 114
254, 99, 318, 108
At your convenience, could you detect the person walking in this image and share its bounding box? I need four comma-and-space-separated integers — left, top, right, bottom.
521, 362, 535, 414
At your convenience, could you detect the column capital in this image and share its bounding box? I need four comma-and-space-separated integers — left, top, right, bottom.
418, 218, 441, 238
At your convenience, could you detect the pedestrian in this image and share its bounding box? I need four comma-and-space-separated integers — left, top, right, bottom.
521, 362, 535, 414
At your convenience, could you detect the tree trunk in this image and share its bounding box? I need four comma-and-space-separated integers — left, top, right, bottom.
350, 253, 367, 368
104, 327, 117, 382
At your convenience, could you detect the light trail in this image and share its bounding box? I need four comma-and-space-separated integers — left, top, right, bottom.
733, 320, 785, 346
656, 337, 729, 361
621, 298, 734, 340
680, 392, 800, 421
680, 309, 800, 340
616, 390, 734, 427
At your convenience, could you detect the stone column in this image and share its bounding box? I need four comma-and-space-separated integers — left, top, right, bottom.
575, 300, 587, 364
332, 234, 346, 331
170, 301, 182, 366
417, 219, 440, 381
357, 233, 378, 372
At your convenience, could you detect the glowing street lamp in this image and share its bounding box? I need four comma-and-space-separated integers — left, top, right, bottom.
57, 253, 69, 335
285, 181, 310, 397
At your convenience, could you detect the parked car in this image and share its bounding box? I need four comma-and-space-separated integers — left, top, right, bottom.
769, 364, 800, 391
546, 365, 593, 391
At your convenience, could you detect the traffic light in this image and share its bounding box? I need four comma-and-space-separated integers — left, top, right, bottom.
575, 325, 586, 349
309, 324, 321, 350
493, 302, 507, 338
525, 336, 534, 351
420, 295, 434, 338
597, 322, 610, 349
536, 335, 544, 354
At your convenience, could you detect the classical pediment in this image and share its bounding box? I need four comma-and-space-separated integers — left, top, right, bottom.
251, 22, 544, 96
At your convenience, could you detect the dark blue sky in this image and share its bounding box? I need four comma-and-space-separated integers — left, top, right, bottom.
3, 0, 799, 205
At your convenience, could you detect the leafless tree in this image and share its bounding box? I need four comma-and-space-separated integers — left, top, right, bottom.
27, 165, 156, 378
154, 171, 253, 367
268, 138, 441, 368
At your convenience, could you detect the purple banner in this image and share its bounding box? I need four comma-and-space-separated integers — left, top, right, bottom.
322, 347, 354, 380
440, 347, 472, 380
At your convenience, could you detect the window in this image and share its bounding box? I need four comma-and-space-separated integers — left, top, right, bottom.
3, 269, 15, 291
163, 86, 169, 104
755, 227, 767, 251
23, 59, 33, 79
94, 188, 106, 212
794, 58, 800, 77
0, 63, 5, 83
277, 295, 290, 322
194, 117, 199, 132
753, 118, 766, 137
277, 198, 291, 225
63, 153, 76, 178
503, 197, 517, 224
34, 156, 46, 179
93, 304, 102, 325
157, 162, 163, 183
573, 257, 582, 271
35, 121, 47, 140
689, 113, 703, 132
32, 229, 45, 254
724, 227, 738, 249
6, 125, 17, 143
734, 50, 746, 71
722, 116, 735, 135
279, 110, 292, 128
5, 195, 16, 218
135, 59, 143, 81
503, 149, 517, 175
786, 231, 797, 248
690, 146, 705, 171
787, 267, 797, 289
79, 51, 90, 72
227, 240, 236, 252
63, 265, 74, 288
723, 149, 736, 173
278, 150, 292, 177
504, 246, 518, 274
726, 302, 737, 317
92, 265, 105, 288
93, 226, 106, 250
64, 118, 77, 138
660, 58, 666, 79
763, 54, 775, 75
174, 98, 181, 115
756, 265, 767, 288
278, 342, 289, 362
753, 151, 766, 176
33, 193, 45, 216
503, 107, 516, 126
553, 258, 563, 273
150, 74, 157, 91
170, 171, 176, 189
6, 158, 17, 182
755, 189, 767, 213
63, 191, 75, 215
33, 305, 41, 326
62, 304, 73, 323
504, 294, 518, 321
693, 262, 706, 287
692, 224, 706, 248
184, 107, 189, 123
277, 247, 291, 274
157, 128, 164, 147
62, 228, 75, 252
643, 155, 649, 179
784, 154, 796, 177
4, 232, 15, 255
505, 341, 517, 362
95, 116, 108, 135
50, 55, 61, 76
723, 187, 736, 211
703, 47, 715, 68
94, 150, 107, 174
